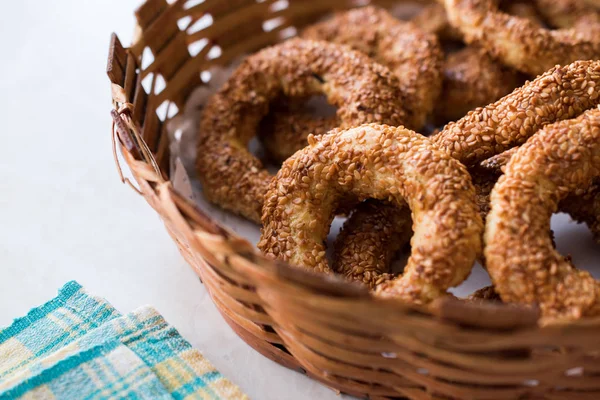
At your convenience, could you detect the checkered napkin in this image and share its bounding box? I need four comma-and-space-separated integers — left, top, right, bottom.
0, 282, 248, 400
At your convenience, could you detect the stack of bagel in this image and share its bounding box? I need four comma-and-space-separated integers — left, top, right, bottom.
196, 0, 600, 323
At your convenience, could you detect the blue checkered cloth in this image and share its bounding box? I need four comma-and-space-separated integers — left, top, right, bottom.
0, 282, 248, 400
0, 281, 121, 382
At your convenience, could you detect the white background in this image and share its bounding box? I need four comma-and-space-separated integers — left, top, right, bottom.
1, 1, 599, 400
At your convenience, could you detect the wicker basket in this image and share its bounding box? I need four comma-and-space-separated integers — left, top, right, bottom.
107, 1, 600, 398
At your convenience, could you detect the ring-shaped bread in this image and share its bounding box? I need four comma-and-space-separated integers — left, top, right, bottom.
258, 6, 443, 161
485, 107, 600, 321
258, 124, 483, 304
331, 61, 599, 290
197, 39, 408, 222
301, 6, 443, 129
442, 0, 600, 75
434, 61, 600, 168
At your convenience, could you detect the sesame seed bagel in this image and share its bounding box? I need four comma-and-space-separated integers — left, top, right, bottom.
301, 6, 443, 129
442, 0, 600, 76
329, 160, 500, 292
257, 6, 443, 163
416, 1, 535, 122
197, 39, 408, 222
415, 1, 545, 42
477, 145, 600, 238
434, 61, 600, 168
481, 147, 600, 243
331, 61, 600, 291
485, 107, 600, 321
258, 124, 483, 304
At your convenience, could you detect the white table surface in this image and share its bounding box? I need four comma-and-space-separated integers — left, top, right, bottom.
2, 2, 600, 400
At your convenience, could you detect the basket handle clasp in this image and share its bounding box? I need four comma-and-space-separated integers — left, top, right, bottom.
111, 103, 163, 195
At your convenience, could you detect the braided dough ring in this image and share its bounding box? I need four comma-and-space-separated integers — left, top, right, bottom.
197, 39, 407, 222
442, 0, 600, 76
434, 60, 600, 168
486, 107, 600, 320
332, 60, 600, 288
260, 3, 538, 162
258, 124, 483, 304
336, 81, 600, 289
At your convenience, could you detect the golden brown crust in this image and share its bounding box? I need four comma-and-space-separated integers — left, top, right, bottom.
332, 201, 412, 289
413, 2, 535, 123
434, 61, 600, 167
258, 124, 483, 304
197, 39, 408, 222
331, 162, 501, 292
301, 6, 443, 129
331, 168, 497, 292
258, 7, 443, 165
442, 0, 600, 76
485, 107, 600, 321
331, 63, 593, 290
417, 1, 545, 40
434, 46, 525, 123
478, 146, 600, 242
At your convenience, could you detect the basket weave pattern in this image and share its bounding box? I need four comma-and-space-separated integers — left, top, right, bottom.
107, 1, 600, 398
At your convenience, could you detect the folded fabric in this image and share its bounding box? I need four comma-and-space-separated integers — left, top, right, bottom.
0, 281, 120, 384
0, 282, 248, 400
1, 338, 173, 399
